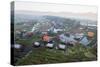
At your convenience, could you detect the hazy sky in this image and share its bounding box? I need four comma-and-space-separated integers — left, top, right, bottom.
15, 1, 97, 13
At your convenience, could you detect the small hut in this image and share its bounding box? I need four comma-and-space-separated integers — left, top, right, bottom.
46, 43, 54, 48
33, 42, 40, 47
57, 44, 67, 50
13, 44, 21, 49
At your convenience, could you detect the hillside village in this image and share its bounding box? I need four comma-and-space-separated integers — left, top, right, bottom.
12, 15, 97, 65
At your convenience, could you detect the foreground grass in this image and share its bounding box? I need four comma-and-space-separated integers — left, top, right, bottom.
16, 45, 97, 65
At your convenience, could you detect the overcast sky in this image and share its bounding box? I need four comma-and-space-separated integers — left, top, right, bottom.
15, 1, 97, 13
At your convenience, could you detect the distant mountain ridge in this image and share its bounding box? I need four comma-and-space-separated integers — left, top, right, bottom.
15, 10, 97, 21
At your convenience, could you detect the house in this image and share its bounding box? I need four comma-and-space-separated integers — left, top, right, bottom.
41, 32, 48, 35
48, 26, 64, 33
53, 28, 64, 33
26, 32, 33, 37
57, 44, 66, 50
33, 42, 40, 47
16, 30, 21, 34
80, 36, 90, 46
87, 32, 94, 37
42, 34, 51, 42
13, 44, 21, 49
46, 43, 54, 48
59, 34, 77, 45
74, 33, 84, 40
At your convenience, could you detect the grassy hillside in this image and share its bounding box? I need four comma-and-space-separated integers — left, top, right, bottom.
16, 45, 97, 65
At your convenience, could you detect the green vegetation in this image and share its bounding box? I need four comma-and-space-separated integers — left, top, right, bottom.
15, 44, 97, 65
16, 35, 41, 46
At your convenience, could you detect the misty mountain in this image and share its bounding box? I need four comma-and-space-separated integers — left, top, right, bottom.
15, 10, 97, 21
14, 10, 97, 32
